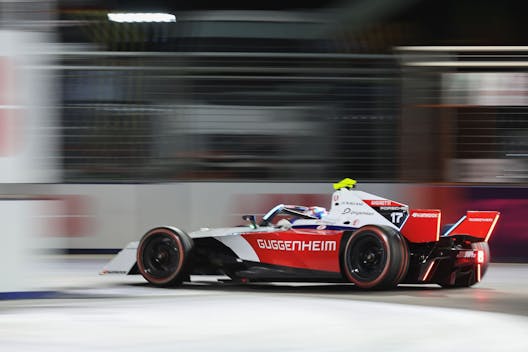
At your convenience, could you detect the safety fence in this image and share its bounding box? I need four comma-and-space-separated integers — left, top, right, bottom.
60, 51, 401, 182
58, 48, 528, 183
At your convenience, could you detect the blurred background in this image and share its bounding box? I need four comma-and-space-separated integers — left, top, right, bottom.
0, 0, 525, 183
1, 0, 527, 292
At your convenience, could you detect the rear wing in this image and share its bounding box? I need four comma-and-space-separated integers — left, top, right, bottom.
442, 211, 500, 242
400, 209, 500, 243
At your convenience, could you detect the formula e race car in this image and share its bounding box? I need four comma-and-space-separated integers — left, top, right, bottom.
102, 179, 500, 289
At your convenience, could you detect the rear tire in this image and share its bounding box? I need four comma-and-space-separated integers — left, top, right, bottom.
137, 227, 193, 287
342, 225, 409, 289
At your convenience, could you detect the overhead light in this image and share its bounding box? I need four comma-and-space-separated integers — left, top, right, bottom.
107, 13, 176, 23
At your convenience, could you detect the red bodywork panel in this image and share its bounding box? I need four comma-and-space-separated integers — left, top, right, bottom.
242, 230, 343, 273
400, 209, 441, 243
444, 211, 500, 242
363, 199, 405, 207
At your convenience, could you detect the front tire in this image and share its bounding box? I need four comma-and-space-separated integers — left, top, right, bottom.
137, 227, 193, 287
342, 225, 409, 289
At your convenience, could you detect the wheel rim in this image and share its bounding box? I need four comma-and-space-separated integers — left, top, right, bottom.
347, 233, 387, 282
141, 233, 181, 279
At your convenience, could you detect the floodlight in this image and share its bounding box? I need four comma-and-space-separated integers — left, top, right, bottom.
107, 13, 176, 23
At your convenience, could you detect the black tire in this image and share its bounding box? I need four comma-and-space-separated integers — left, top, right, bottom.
439, 241, 490, 288
137, 227, 193, 287
342, 225, 409, 289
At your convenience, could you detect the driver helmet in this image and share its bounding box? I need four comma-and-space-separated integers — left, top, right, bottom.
306, 206, 327, 219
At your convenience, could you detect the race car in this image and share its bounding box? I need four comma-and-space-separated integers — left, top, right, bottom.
102, 178, 500, 289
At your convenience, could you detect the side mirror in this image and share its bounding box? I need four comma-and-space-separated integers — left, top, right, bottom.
242, 215, 258, 229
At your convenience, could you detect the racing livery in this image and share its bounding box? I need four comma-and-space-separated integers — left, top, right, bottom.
102, 179, 500, 289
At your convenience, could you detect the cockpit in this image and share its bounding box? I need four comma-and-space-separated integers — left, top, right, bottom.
259, 204, 327, 228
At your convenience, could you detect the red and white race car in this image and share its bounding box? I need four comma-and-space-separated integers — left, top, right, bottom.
102, 179, 500, 289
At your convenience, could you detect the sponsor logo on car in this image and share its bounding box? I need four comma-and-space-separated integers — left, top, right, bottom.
412, 212, 438, 218
102, 270, 128, 274
468, 218, 494, 222
341, 208, 375, 216
342, 201, 365, 207
456, 251, 476, 259
256, 239, 337, 252
370, 200, 392, 206
379, 206, 406, 211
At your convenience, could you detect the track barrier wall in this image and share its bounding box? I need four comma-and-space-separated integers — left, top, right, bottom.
1, 182, 523, 262
0, 199, 63, 293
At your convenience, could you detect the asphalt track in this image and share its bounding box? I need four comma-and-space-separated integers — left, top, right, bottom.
1, 257, 527, 351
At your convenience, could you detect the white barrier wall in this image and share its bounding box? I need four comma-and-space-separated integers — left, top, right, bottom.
0, 30, 59, 183
0, 201, 33, 292
0, 199, 62, 292
0, 29, 60, 293
56, 182, 415, 250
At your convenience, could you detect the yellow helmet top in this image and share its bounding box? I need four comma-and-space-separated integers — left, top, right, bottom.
333, 178, 357, 190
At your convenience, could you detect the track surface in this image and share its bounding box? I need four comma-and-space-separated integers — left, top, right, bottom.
1, 257, 527, 351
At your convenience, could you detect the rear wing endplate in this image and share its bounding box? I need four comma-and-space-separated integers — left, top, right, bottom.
442, 211, 500, 242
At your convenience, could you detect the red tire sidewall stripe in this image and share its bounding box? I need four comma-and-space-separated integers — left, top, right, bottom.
394, 235, 409, 285
137, 228, 185, 285
344, 226, 391, 289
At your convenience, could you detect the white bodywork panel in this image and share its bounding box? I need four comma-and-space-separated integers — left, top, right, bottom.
100, 241, 138, 275
188, 226, 275, 238
214, 235, 260, 262
293, 188, 405, 230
